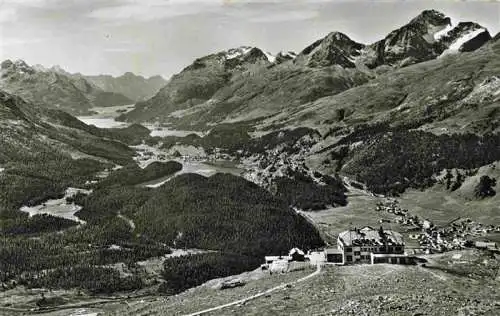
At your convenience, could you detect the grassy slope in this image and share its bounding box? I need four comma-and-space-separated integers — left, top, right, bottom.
398, 161, 500, 229
102, 250, 499, 316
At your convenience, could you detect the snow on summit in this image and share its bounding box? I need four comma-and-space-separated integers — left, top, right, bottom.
225, 46, 253, 59
264, 51, 276, 63
434, 22, 455, 40
440, 28, 487, 56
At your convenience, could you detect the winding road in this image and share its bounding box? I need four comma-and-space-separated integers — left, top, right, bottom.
183, 264, 322, 316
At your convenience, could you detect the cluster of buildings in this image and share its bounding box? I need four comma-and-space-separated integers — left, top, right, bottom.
375, 199, 499, 253
418, 218, 500, 253
263, 199, 500, 270
263, 226, 417, 271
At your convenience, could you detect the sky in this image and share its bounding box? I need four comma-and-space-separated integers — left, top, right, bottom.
0, 0, 498, 78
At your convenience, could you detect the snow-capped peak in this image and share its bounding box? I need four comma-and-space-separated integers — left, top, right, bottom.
440, 28, 487, 57
433, 22, 455, 40
264, 51, 276, 63
225, 46, 253, 60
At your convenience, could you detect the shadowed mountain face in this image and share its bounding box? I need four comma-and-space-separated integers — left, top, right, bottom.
0, 60, 133, 115
119, 10, 493, 131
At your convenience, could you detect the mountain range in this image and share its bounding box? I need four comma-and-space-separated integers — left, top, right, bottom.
1, 8, 500, 308
84, 72, 167, 102
114, 9, 500, 198
119, 10, 496, 135
0, 60, 166, 115
47, 65, 166, 102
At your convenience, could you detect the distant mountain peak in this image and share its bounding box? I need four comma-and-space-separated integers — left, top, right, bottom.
439, 22, 491, 56
122, 71, 140, 78
13, 59, 31, 69
363, 9, 492, 68
84, 71, 167, 102
1, 59, 14, 70
224, 46, 254, 59
207, 46, 271, 70
274, 51, 297, 64
325, 31, 354, 42
298, 31, 364, 68
410, 9, 450, 26
48, 64, 74, 77
1, 59, 36, 75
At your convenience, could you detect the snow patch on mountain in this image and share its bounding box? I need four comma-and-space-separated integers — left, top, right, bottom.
225, 46, 253, 59
264, 51, 276, 63
424, 22, 453, 43
440, 28, 486, 56
434, 23, 455, 40
283, 51, 297, 58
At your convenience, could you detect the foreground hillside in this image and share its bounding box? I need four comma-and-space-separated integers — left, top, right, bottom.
88, 250, 498, 316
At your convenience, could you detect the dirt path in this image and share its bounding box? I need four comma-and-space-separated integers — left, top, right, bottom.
183, 264, 322, 316
117, 213, 136, 231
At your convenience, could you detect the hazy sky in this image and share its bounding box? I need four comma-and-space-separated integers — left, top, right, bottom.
1, 0, 498, 78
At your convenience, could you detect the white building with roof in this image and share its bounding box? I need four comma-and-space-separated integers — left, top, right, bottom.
337, 226, 405, 264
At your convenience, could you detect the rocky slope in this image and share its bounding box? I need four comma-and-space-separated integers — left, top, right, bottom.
0, 60, 133, 115
120, 10, 492, 129
84, 72, 166, 102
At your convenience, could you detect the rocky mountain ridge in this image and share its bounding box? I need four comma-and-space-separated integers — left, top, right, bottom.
119, 10, 493, 129
122, 9, 500, 200
0, 60, 133, 115
83, 72, 167, 102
